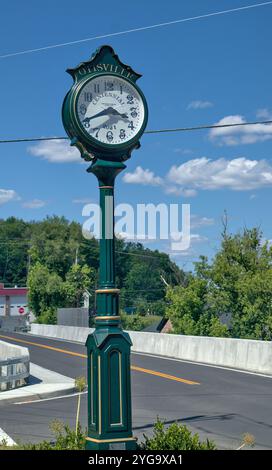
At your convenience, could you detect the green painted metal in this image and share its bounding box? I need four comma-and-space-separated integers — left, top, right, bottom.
62, 45, 148, 163
62, 45, 148, 450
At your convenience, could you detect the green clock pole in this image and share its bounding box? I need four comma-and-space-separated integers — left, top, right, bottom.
62, 45, 148, 451
85, 159, 136, 450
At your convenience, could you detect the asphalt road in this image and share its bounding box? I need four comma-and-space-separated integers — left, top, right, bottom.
0, 331, 272, 449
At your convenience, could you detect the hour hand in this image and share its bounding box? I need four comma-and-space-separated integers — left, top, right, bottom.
83, 108, 111, 124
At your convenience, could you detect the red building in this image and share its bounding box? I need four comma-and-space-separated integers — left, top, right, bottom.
0, 283, 28, 317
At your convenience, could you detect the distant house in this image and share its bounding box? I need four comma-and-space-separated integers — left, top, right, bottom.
142, 317, 173, 333
0, 283, 28, 317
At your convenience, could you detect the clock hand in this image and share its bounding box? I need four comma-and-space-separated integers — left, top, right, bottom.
83, 108, 112, 123
105, 107, 128, 119
83, 107, 128, 124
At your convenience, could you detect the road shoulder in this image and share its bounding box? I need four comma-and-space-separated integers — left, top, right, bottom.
0, 363, 76, 405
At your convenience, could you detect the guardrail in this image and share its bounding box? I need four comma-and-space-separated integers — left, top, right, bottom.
0, 341, 29, 392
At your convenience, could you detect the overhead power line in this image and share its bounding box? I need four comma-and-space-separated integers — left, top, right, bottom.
1, 119, 272, 144
0, 2, 271, 59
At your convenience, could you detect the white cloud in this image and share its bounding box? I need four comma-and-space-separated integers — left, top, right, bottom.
0, 189, 19, 205
190, 214, 215, 229
22, 199, 46, 209
123, 156, 272, 196
123, 166, 163, 186
123, 167, 195, 197
28, 139, 81, 163
167, 157, 272, 192
187, 100, 213, 110
210, 114, 272, 145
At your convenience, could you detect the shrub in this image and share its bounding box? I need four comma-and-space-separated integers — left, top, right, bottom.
36, 307, 57, 325
2, 419, 215, 451
141, 419, 216, 450
120, 313, 162, 331
14, 422, 86, 450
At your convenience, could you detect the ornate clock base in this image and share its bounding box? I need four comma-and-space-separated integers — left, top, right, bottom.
85, 327, 136, 451
85, 436, 137, 451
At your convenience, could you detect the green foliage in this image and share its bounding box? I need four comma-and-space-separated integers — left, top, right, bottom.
36, 307, 57, 325
63, 264, 96, 308
28, 263, 96, 320
20, 421, 86, 450
3, 216, 271, 340
1, 419, 215, 451
28, 217, 83, 279
0, 217, 31, 286
167, 226, 272, 340
141, 419, 216, 450
120, 313, 161, 331
166, 278, 229, 337
117, 240, 185, 312
0, 217, 183, 319
28, 263, 65, 317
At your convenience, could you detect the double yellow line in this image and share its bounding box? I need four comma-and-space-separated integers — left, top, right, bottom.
0, 334, 199, 385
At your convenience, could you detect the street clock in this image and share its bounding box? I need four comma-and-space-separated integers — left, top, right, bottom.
62, 46, 147, 451
62, 45, 148, 162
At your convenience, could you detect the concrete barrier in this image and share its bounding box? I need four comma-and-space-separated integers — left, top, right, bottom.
31, 323, 92, 343
30, 324, 272, 376
0, 340, 29, 391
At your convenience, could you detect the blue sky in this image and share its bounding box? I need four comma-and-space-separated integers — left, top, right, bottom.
1, 0, 272, 269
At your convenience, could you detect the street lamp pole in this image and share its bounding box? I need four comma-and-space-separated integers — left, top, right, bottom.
85, 159, 136, 450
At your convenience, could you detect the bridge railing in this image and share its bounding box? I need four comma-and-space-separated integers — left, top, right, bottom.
0, 341, 29, 392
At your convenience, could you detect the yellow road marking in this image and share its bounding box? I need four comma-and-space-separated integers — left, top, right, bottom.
0, 334, 86, 358
132, 365, 199, 385
0, 334, 199, 385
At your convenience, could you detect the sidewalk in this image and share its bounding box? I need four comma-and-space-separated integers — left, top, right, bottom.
0, 363, 76, 405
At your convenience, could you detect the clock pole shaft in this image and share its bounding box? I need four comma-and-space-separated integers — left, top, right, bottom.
85, 158, 136, 450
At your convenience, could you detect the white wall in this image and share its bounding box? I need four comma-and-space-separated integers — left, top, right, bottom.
0, 294, 28, 317
30, 324, 272, 376
9, 295, 28, 316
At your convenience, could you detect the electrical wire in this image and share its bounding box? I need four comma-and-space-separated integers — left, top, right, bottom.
0, 2, 271, 59
0, 239, 195, 262
1, 119, 272, 144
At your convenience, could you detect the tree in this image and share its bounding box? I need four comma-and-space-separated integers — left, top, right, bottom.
167, 226, 272, 340
64, 264, 96, 308
0, 217, 31, 286
0, 216, 185, 319
165, 278, 229, 337
27, 262, 65, 317
203, 227, 272, 339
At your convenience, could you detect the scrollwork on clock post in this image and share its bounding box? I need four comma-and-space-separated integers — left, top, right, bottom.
62, 45, 148, 450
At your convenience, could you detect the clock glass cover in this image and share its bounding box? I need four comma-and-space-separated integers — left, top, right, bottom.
76, 75, 145, 145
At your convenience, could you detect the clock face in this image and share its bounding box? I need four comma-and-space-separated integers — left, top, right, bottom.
76, 75, 145, 145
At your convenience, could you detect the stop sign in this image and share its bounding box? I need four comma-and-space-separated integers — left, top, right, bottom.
19, 307, 25, 315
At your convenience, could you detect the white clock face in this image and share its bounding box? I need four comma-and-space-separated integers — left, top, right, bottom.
76, 75, 145, 145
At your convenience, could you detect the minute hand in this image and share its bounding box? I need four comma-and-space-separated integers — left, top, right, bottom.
83, 107, 128, 124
